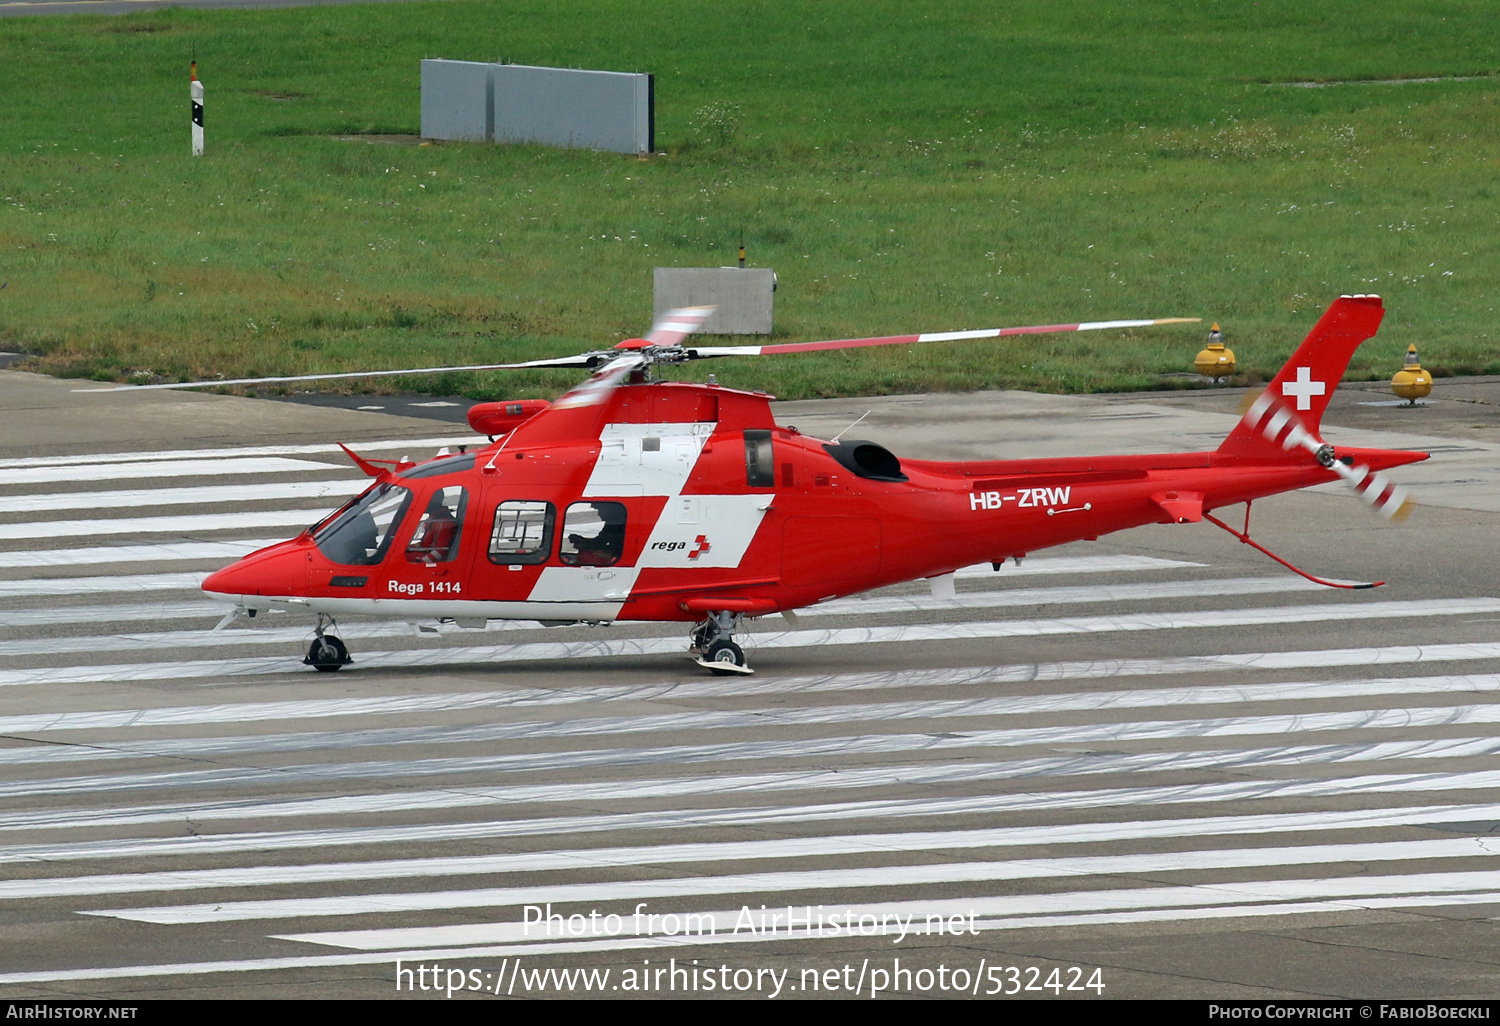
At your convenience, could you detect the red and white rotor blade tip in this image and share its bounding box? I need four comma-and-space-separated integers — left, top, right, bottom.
646, 306, 716, 347
688, 316, 1199, 359
1327, 459, 1415, 521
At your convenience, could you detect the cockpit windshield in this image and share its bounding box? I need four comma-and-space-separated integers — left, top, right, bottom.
313, 482, 412, 566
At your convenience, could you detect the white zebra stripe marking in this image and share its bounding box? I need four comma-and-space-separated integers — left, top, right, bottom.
5, 800, 1497, 867
9, 885, 1500, 984
1, 457, 338, 486
5, 660, 1499, 739
0, 538, 285, 569
0, 508, 330, 541
0, 436, 480, 470
8, 765, 1500, 835
88, 860, 1500, 925
2, 598, 1494, 685
0, 572, 208, 598
0, 479, 363, 515
13, 711, 1500, 797
951, 555, 1202, 578
0, 576, 1328, 654
0, 601, 233, 629
281, 885, 1500, 955
11, 836, 1492, 903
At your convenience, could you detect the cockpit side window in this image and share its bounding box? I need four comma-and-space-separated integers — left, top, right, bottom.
405, 486, 467, 564
313, 482, 412, 566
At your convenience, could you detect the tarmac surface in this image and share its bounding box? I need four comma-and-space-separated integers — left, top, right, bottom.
1, 367, 1498, 1000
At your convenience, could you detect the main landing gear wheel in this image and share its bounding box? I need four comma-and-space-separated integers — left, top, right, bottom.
304, 634, 351, 672
703, 639, 747, 676
690, 611, 754, 675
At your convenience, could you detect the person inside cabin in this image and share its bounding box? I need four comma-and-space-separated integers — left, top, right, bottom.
564, 502, 626, 566
406, 489, 463, 564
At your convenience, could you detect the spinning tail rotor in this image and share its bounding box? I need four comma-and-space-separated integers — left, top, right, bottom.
1240, 390, 1415, 521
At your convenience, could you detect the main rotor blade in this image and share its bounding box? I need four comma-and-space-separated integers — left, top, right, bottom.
645, 306, 716, 347
550, 353, 648, 410
686, 316, 1201, 359
73, 354, 601, 393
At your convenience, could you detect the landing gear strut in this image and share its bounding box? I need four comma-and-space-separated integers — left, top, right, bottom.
690, 611, 752, 675
303, 613, 352, 672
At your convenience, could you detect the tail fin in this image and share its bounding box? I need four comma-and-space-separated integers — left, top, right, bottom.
1217, 294, 1385, 459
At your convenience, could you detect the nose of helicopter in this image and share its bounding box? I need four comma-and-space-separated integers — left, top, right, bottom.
202, 541, 306, 604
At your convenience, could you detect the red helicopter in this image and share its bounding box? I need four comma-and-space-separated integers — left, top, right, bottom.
164, 294, 1423, 675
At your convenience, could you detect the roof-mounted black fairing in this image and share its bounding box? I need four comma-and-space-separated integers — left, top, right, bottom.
822, 440, 908, 482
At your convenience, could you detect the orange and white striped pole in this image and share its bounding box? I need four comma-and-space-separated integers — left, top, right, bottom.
190, 61, 204, 156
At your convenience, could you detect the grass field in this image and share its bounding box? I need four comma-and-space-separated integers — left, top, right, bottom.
0, 0, 1496, 400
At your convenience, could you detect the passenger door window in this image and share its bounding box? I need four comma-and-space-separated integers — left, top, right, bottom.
488, 500, 554, 565
559, 501, 627, 567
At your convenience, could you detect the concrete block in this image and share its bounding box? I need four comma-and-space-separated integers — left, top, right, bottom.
420, 60, 493, 142
493, 64, 652, 154
654, 268, 776, 335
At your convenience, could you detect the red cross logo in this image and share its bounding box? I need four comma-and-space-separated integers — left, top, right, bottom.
688, 535, 711, 560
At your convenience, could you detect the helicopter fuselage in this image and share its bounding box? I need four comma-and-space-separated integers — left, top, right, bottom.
202, 379, 1422, 628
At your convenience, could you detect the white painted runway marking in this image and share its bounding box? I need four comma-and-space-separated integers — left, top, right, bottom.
0, 479, 362, 514
0, 508, 327, 541
0, 538, 285, 569
0, 576, 1339, 656
13, 708, 1500, 796
4, 661, 1499, 737
0, 601, 232, 628
5, 682, 1499, 775
280, 885, 1500, 955
5, 801, 1498, 867
0, 572, 207, 598
952, 555, 1203, 577
3, 598, 1493, 684
12, 836, 1493, 903
0, 436, 480, 470
1, 457, 338, 486
87, 861, 1500, 925
3, 438, 1495, 987
10, 765, 1500, 835
789, 575, 1326, 617
11, 886, 1500, 985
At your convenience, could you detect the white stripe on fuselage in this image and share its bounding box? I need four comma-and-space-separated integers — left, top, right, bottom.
638, 494, 770, 568
581, 422, 714, 497
533, 421, 770, 603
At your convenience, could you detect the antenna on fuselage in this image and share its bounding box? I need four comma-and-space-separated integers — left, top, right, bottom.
831, 410, 872, 444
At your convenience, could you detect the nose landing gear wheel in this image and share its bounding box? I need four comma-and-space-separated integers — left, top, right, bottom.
304, 635, 350, 672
